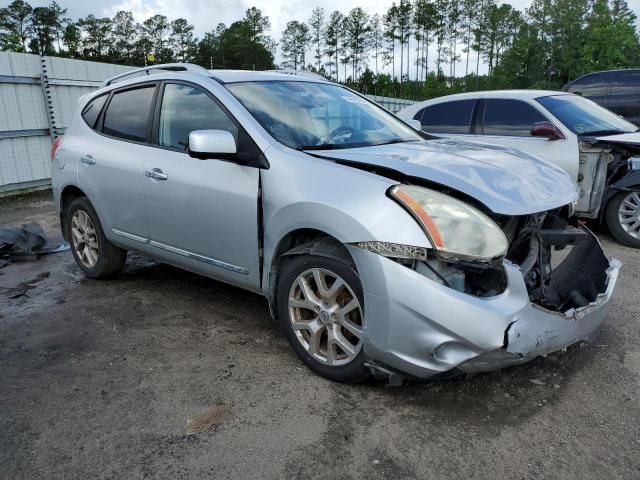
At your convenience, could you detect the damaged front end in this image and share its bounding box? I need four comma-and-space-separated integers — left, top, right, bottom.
577, 134, 640, 219
504, 211, 610, 313
457, 210, 621, 374
350, 201, 620, 381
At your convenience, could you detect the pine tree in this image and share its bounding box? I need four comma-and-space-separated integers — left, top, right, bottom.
324, 11, 345, 81
308, 7, 324, 72
281, 20, 310, 70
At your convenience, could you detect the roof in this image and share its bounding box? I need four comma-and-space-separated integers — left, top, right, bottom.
101, 63, 332, 89
424, 89, 569, 101
207, 69, 330, 83
396, 89, 571, 117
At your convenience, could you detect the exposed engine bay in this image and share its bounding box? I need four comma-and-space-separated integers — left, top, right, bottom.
400, 208, 610, 314
577, 136, 640, 218
504, 211, 609, 312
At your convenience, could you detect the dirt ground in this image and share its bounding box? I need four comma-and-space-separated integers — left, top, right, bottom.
1, 190, 639, 480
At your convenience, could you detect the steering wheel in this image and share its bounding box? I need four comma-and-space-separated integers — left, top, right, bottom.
324, 125, 356, 144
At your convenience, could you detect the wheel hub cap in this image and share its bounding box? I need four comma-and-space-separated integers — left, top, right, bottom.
618, 192, 640, 240
70, 210, 99, 269
288, 268, 364, 366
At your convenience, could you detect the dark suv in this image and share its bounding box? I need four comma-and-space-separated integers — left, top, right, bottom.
562, 69, 640, 126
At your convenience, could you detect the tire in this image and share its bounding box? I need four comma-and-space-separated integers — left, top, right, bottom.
277, 254, 370, 383
605, 191, 640, 248
66, 197, 127, 278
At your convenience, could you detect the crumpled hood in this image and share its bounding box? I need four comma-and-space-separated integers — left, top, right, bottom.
313, 139, 578, 215
594, 132, 640, 146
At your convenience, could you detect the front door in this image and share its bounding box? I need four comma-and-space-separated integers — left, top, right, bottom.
478, 98, 579, 180
142, 82, 261, 291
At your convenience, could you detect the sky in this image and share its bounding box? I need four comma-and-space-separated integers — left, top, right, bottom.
21, 0, 640, 77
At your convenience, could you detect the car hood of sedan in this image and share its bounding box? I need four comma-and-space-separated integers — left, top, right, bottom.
311, 139, 578, 216
594, 132, 640, 146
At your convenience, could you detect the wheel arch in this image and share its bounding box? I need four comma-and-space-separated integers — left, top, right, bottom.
265, 228, 356, 320
600, 172, 640, 222
59, 185, 89, 241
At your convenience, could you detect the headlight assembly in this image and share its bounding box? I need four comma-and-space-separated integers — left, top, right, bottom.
390, 185, 508, 262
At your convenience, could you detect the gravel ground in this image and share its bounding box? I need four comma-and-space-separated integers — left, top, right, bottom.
1, 190, 639, 480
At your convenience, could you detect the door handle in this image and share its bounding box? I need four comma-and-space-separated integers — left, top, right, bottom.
144, 168, 168, 181
80, 154, 95, 165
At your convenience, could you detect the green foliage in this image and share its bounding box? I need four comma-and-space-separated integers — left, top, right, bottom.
0, 1, 637, 101
281, 20, 311, 70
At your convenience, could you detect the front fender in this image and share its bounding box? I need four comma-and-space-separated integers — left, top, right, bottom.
610, 170, 640, 192
601, 170, 640, 219
261, 148, 431, 292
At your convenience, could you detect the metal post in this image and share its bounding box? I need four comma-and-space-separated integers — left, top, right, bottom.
39, 56, 58, 142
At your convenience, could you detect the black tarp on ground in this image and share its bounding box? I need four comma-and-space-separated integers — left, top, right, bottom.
0, 223, 67, 266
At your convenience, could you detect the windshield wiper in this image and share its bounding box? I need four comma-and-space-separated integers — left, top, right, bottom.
295, 143, 349, 151
373, 138, 420, 146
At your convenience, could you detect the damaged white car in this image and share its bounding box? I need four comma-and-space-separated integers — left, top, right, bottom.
398, 90, 640, 248
51, 65, 620, 383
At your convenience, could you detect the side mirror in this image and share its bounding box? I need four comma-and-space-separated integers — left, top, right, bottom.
407, 119, 423, 131
188, 129, 237, 159
530, 121, 566, 141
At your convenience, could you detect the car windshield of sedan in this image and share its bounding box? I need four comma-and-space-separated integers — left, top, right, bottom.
225, 81, 422, 150
536, 94, 638, 135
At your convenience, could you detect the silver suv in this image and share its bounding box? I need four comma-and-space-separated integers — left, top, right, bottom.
51, 64, 620, 383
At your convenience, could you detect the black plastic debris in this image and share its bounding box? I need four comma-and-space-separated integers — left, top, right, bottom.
0, 223, 69, 267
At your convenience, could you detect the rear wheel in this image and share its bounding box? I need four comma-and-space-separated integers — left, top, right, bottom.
66, 197, 127, 278
277, 254, 369, 383
606, 190, 640, 248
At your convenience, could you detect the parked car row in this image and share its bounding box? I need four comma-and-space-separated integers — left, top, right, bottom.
398, 88, 640, 247
52, 64, 620, 384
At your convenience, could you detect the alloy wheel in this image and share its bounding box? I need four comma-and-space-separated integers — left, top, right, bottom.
618, 192, 640, 240
288, 268, 363, 366
71, 210, 99, 268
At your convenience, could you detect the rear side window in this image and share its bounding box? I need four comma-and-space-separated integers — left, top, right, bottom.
610, 71, 640, 95
158, 83, 238, 151
419, 100, 475, 134
81, 94, 108, 129
103, 86, 156, 142
566, 73, 611, 96
483, 99, 548, 137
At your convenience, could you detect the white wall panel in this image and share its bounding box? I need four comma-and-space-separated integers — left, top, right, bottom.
0, 52, 134, 193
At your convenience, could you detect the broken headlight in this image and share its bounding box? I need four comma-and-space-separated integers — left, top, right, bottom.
390, 185, 508, 263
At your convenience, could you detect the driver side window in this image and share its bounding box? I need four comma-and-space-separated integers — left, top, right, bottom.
158, 83, 238, 151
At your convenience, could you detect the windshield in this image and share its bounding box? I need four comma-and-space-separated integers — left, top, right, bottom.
225, 81, 422, 149
536, 94, 637, 135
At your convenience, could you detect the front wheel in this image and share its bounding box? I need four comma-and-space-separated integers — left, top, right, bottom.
605, 191, 640, 248
277, 254, 369, 383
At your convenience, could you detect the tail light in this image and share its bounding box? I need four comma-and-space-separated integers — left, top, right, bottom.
51, 137, 63, 161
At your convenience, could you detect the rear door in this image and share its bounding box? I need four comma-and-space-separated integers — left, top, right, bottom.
77, 83, 158, 249
608, 71, 640, 126
478, 98, 579, 180
142, 81, 261, 291
567, 72, 613, 111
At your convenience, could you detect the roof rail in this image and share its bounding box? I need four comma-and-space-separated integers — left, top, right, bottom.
266, 69, 329, 82
102, 63, 211, 87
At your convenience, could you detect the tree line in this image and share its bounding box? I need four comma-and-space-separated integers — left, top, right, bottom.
1, 0, 639, 99
0, 2, 276, 70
